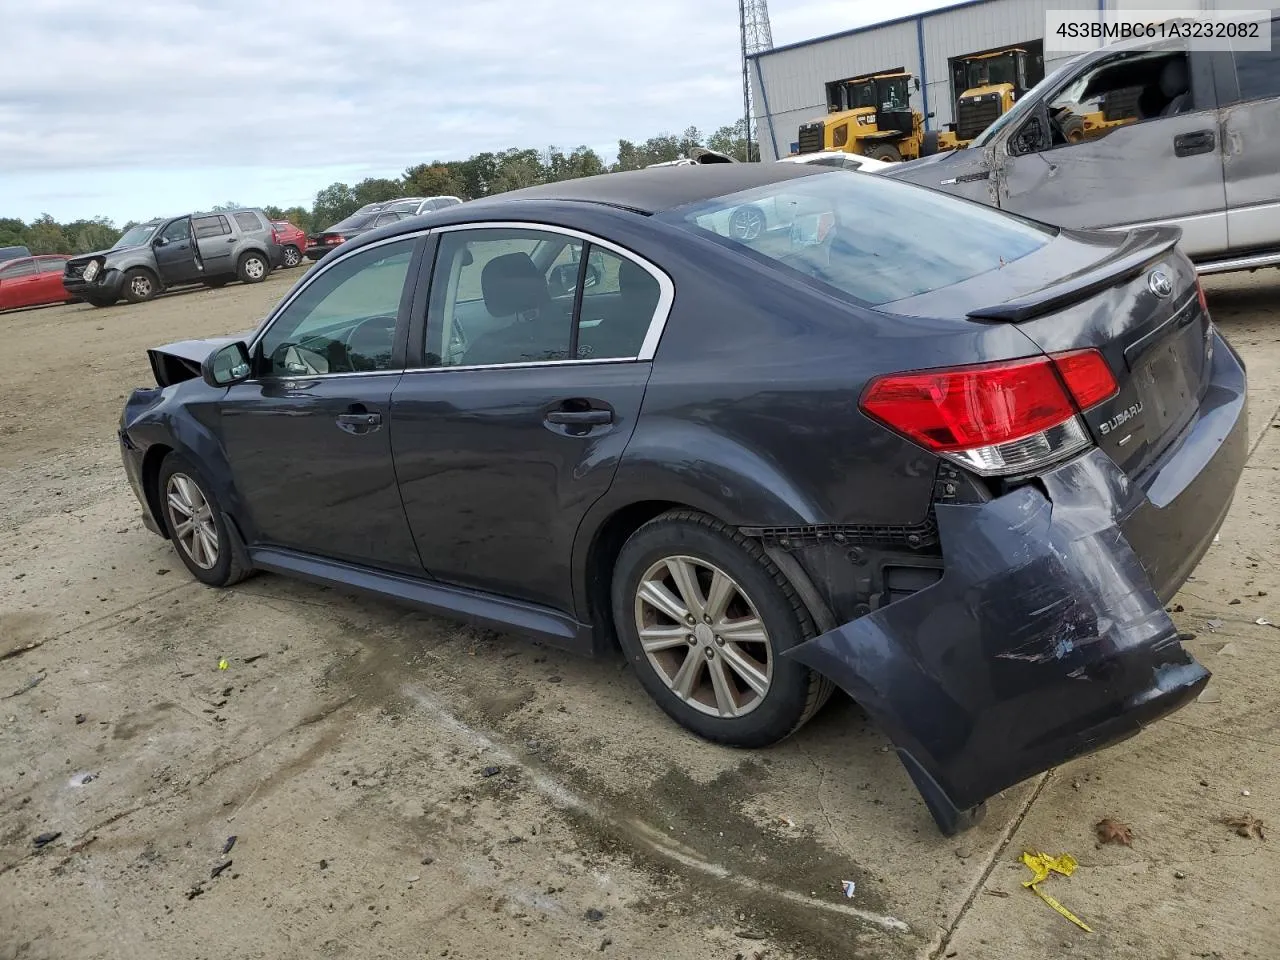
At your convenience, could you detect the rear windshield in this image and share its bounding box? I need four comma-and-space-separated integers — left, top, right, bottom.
659, 171, 1054, 305
327, 212, 378, 232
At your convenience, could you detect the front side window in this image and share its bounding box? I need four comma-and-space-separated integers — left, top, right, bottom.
1232, 18, 1280, 102
424, 229, 663, 368
662, 171, 1053, 306
257, 238, 415, 377
194, 215, 231, 239
233, 212, 262, 232
1029, 50, 1191, 152
159, 219, 191, 243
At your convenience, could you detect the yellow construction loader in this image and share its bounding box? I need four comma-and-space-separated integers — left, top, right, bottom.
950, 48, 1033, 143
796, 71, 958, 163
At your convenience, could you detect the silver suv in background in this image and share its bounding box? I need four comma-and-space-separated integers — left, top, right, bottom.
63, 208, 280, 307
885, 18, 1280, 276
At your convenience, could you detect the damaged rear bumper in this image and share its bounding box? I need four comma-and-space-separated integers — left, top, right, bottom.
786, 333, 1248, 834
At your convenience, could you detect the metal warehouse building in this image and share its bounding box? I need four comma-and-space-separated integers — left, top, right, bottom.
747, 0, 1239, 161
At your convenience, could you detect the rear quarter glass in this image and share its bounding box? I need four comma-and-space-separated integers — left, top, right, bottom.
659, 171, 1056, 306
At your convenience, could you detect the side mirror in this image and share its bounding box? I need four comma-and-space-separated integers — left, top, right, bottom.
202, 341, 253, 388
927, 111, 936, 119
154, 236, 169, 247
914, 78, 921, 91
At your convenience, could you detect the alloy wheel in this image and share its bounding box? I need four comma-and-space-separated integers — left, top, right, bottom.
283, 247, 301, 267
729, 206, 766, 241
244, 257, 266, 280
131, 275, 153, 298
165, 473, 219, 570
633, 555, 773, 718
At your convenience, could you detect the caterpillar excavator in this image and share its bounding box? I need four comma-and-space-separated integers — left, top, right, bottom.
795, 71, 964, 162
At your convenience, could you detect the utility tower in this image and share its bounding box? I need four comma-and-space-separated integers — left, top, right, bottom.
739, 0, 773, 160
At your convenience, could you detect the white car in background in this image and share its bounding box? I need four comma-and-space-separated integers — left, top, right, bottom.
777, 150, 895, 173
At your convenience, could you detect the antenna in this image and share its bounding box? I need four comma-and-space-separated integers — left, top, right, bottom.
739, 0, 774, 161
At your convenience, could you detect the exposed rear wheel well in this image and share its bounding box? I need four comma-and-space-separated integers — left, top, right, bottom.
141, 444, 173, 538
584, 501, 685, 650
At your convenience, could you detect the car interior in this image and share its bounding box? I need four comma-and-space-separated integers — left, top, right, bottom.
1043, 51, 1192, 148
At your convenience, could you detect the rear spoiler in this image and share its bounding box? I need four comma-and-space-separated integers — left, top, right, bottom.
966, 226, 1182, 322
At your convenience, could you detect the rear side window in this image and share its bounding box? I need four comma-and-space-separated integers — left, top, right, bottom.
234, 212, 263, 232
661, 171, 1054, 305
1232, 19, 1280, 101
38, 257, 67, 274
194, 215, 231, 239
0, 259, 35, 278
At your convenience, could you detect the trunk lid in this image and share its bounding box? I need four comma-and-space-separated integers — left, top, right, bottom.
881, 226, 1212, 479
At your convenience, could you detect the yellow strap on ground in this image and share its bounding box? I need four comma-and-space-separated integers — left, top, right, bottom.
1021, 851, 1094, 933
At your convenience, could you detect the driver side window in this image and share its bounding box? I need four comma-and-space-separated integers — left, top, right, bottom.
1014, 50, 1193, 155
159, 219, 191, 243
258, 238, 415, 377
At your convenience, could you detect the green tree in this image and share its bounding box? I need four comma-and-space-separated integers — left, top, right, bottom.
280, 206, 314, 233
210, 201, 243, 212
403, 162, 468, 199
71, 219, 120, 253
0, 218, 27, 248
707, 119, 755, 162
353, 177, 404, 207
27, 214, 70, 254
489, 148, 546, 195
312, 182, 359, 227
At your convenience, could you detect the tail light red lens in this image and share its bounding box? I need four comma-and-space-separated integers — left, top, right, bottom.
1195, 275, 1209, 315
860, 349, 1117, 476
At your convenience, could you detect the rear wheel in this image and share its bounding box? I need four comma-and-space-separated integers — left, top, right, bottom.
865, 143, 902, 163
157, 453, 251, 588
282, 245, 302, 268
122, 268, 158, 303
237, 251, 269, 284
611, 510, 833, 747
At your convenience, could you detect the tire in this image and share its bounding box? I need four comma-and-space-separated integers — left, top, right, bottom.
157, 453, 252, 588
237, 251, 269, 284
85, 294, 117, 308
1061, 115, 1087, 143
728, 204, 768, 242
203, 278, 229, 289
122, 268, 159, 304
921, 131, 940, 157
282, 245, 302, 268
611, 509, 834, 748
864, 143, 902, 163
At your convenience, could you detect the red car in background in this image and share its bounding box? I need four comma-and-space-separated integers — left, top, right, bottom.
0, 255, 73, 311
270, 221, 307, 268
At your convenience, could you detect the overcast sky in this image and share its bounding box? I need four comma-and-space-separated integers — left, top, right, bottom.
0, 0, 951, 224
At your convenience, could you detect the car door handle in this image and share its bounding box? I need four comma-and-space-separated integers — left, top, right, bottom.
545, 409, 612, 425
336, 410, 382, 434
1174, 130, 1215, 157
226, 238, 237, 243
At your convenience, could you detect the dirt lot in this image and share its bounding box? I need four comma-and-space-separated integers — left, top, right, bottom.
1, 268, 1278, 960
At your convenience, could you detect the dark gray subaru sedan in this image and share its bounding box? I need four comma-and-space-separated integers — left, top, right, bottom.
118, 164, 1247, 834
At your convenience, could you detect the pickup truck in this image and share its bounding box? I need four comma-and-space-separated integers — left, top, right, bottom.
885, 19, 1280, 276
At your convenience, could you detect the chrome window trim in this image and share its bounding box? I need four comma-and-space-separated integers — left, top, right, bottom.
427, 220, 675, 368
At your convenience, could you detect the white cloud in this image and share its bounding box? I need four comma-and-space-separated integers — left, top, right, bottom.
0, 0, 953, 222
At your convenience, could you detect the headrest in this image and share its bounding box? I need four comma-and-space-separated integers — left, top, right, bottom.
1159, 58, 1189, 98
481, 252, 549, 318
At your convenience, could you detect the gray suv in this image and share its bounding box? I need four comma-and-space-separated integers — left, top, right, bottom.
885, 18, 1280, 276
63, 208, 280, 307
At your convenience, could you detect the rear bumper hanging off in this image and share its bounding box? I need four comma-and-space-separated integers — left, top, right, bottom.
784, 341, 1247, 833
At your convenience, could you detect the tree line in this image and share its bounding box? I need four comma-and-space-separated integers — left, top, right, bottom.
2, 121, 753, 255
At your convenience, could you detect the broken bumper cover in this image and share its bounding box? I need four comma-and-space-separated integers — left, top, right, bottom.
786, 333, 1247, 835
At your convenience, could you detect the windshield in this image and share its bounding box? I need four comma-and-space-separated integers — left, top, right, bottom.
112, 224, 159, 249
660, 172, 1054, 306
969, 57, 1079, 148
965, 55, 1018, 89
877, 77, 910, 113
849, 81, 877, 109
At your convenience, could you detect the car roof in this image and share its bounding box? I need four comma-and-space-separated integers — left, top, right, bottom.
475, 164, 829, 215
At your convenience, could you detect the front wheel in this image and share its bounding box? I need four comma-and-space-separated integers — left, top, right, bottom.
157, 454, 251, 588
865, 143, 902, 162
282, 245, 302, 268
611, 510, 833, 747
122, 268, 158, 303
237, 251, 269, 284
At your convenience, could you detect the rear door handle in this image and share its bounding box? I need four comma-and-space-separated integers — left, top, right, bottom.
545, 409, 612, 425
1174, 130, 1215, 157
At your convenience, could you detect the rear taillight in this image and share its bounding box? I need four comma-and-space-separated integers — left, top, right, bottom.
271, 226, 279, 242
1195, 275, 1209, 315
860, 350, 1118, 477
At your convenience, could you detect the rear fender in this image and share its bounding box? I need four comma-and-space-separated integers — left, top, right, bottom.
784, 448, 1208, 834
